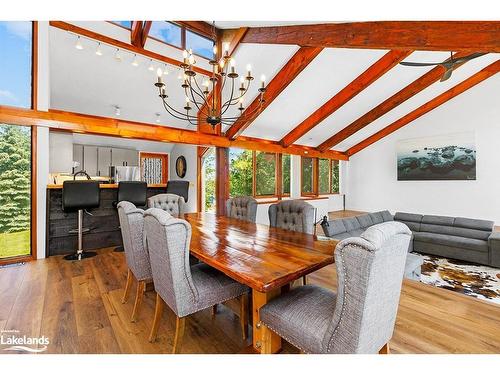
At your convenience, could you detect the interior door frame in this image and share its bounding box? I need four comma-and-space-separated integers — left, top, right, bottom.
139, 152, 169, 184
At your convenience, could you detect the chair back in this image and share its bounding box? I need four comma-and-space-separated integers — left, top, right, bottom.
268, 200, 315, 234
226, 196, 257, 222
323, 221, 411, 353
117, 201, 151, 281
117, 181, 147, 207
144, 208, 198, 317
166, 180, 189, 202
147, 193, 186, 217
62, 180, 100, 212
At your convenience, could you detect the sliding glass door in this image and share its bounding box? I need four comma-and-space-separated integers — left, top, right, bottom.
0, 124, 32, 260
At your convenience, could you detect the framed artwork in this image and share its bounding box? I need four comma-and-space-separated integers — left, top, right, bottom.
175, 155, 187, 178
397, 132, 476, 181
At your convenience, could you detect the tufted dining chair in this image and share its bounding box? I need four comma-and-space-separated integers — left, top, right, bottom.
147, 193, 186, 217
268, 200, 315, 234
144, 208, 250, 353
226, 196, 258, 223
258, 221, 411, 354
117, 201, 152, 322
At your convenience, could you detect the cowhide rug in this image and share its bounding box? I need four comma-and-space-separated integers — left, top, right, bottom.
419, 254, 500, 305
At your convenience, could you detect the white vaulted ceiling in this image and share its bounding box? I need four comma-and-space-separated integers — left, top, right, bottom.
49, 21, 500, 155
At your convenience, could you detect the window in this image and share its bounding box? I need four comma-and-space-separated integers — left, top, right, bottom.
229, 148, 253, 197
255, 152, 276, 196
331, 160, 340, 193
318, 158, 330, 194
301, 157, 314, 195
149, 21, 182, 48
0, 124, 32, 259
0, 21, 32, 108
186, 30, 214, 60
110, 21, 132, 29
282, 154, 291, 195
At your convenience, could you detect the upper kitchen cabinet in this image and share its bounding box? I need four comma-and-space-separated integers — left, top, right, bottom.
83, 146, 98, 176
111, 148, 138, 167
97, 147, 112, 177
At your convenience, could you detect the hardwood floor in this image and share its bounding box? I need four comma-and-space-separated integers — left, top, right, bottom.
1, 244, 500, 354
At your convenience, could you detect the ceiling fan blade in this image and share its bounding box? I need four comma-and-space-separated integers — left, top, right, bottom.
440, 68, 454, 82
399, 61, 441, 67
451, 52, 487, 65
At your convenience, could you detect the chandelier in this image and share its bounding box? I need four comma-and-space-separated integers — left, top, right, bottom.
154, 26, 267, 128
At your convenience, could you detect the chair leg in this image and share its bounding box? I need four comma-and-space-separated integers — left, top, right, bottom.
239, 294, 248, 340
211, 304, 217, 319
302, 275, 307, 285
379, 343, 390, 354
172, 316, 186, 354
148, 293, 164, 343
131, 280, 146, 322
121, 269, 133, 304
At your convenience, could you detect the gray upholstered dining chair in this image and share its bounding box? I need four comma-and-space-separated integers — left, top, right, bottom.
226, 196, 258, 222
147, 193, 186, 217
268, 199, 315, 234
144, 208, 250, 353
269, 199, 315, 284
117, 201, 152, 322
258, 221, 411, 354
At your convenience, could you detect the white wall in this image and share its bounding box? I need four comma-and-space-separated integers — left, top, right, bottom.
345, 75, 500, 223
169, 144, 198, 213
49, 132, 73, 173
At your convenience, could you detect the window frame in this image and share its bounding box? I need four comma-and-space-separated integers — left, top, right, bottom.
301, 156, 340, 197
146, 21, 214, 61
107, 21, 133, 30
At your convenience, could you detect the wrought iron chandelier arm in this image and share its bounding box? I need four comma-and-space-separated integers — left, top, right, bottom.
161, 96, 197, 120
188, 75, 207, 105
220, 78, 236, 115
185, 86, 203, 113
221, 93, 265, 121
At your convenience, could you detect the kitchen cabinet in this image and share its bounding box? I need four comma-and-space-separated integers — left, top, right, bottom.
111, 148, 138, 167
73, 144, 84, 172
97, 147, 112, 177
83, 146, 98, 176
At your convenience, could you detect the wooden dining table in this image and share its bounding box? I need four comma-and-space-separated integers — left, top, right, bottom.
183, 212, 336, 353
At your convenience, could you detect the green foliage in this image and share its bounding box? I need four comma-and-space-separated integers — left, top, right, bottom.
282, 154, 291, 194
229, 149, 253, 197
0, 124, 31, 257
0, 230, 30, 258
318, 158, 330, 194
301, 157, 313, 193
203, 150, 216, 212
255, 152, 276, 196
331, 161, 340, 193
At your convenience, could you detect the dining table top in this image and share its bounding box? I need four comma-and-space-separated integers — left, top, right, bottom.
183, 213, 337, 292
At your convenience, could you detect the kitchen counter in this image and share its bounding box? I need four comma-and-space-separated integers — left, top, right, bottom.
47, 183, 167, 189
46, 184, 166, 256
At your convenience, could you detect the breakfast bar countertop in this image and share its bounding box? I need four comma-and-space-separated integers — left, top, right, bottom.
46, 183, 167, 189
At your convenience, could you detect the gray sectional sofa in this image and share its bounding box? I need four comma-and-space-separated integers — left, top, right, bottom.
321, 211, 500, 278
321, 211, 423, 280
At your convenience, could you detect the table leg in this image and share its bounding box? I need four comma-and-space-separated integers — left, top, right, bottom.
252, 288, 282, 354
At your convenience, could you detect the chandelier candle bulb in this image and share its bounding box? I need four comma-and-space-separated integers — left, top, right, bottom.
213, 45, 217, 55
223, 42, 230, 56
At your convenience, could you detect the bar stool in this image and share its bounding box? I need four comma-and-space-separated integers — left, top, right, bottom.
62, 180, 101, 261
113, 181, 148, 252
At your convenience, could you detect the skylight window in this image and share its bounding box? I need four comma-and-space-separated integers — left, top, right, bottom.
111, 21, 132, 29
186, 30, 214, 60
149, 21, 182, 48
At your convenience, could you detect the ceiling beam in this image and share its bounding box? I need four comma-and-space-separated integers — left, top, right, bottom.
49, 21, 212, 77
131, 21, 143, 47
280, 49, 412, 147
175, 21, 217, 40
225, 46, 323, 140
346, 59, 500, 156
0, 106, 348, 161
242, 22, 500, 52
317, 51, 478, 151
140, 21, 152, 48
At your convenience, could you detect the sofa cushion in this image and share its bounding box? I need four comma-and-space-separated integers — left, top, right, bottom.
324, 219, 347, 237
380, 210, 394, 222
342, 217, 361, 232
368, 212, 384, 224
454, 217, 494, 232
356, 214, 373, 229
394, 212, 423, 232
413, 232, 488, 252
347, 229, 364, 238
421, 215, 455, 226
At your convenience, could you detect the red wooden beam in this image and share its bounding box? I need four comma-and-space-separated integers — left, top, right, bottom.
225, 46, 323, 140
280, 49, 412, 147
140, 21, 152, 48
346, 59, 500, 156
131, 21, 143, 47
317, 51, 478, 151
242, 21, 500, 52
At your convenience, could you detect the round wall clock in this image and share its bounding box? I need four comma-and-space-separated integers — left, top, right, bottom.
175, 156, 187, 178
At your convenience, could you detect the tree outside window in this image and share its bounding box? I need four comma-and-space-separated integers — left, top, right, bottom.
282, 154, 291, 195
318, 158, 330, 194
255, 152, 276, 196
229, 148, 253, 197
301, 157, 314, 194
